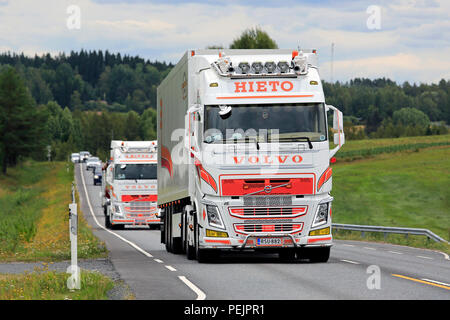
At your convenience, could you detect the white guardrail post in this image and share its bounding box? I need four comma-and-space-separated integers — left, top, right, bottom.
67, 182, 80, 290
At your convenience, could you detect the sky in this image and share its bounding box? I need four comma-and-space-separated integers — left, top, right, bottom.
0, 0, 448, 83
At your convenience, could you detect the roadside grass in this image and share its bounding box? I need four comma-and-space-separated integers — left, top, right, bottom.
0, 161, 107, 262
0, 268, 115, 300
332, 146, 450, 254
335, 134, 450, 161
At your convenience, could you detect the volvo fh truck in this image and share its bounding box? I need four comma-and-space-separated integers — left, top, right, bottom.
157, 49, 345, 262
102, 140, 160, 229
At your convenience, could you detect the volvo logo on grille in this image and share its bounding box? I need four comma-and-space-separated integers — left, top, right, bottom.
264, 185, 272, 193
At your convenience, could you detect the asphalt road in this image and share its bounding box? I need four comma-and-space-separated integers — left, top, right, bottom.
75, 163, 450, 300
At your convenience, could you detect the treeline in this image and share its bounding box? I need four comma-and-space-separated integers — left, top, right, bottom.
0, 50, 172, 114
324, 78, 449, 139
47, 103, 157, 162
1, 50, 449, 173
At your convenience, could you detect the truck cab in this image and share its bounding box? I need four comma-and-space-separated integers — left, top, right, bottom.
157, 49, 344, 262
102, 140, 160, 229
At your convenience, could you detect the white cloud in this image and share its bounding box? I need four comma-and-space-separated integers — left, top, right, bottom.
0, 0, 448, 83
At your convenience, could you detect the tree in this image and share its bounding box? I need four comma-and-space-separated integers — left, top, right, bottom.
392, 107, 430, 128
230, 27, 278, 49
0, 67, 46, 173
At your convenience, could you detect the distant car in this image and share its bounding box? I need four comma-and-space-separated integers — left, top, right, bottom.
79, 151, 91, 162
86, 157, 102, 170
71, 153, 80, 163
93, 166, 103, 185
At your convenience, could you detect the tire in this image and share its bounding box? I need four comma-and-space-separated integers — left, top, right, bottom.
195, 221, 216, 263
165, 206, 172, 252
184, 209, 195, 260
308, 247, 330, 263
171, 206, 183, 254
105, 210, 112, 229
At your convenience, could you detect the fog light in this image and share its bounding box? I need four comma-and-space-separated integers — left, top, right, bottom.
309, 227, 330, 236
206, 229, 229, 238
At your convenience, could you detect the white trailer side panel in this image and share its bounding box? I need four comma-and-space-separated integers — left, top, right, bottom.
157, 52, 190, 205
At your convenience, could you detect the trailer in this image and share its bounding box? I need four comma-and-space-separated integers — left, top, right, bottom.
102, 140, 160, 229
157, 49, 345, 262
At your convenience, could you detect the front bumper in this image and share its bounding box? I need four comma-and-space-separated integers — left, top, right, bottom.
202, 234, 332, 250
199, 194, 333, 250
111, 213, 161, 226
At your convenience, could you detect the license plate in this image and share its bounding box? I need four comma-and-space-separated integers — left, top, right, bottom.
257, 238, 283, 246
135, 219, 146, 225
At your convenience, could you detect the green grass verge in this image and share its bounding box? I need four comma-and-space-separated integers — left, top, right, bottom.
0, 269, 115, 300
335, 134, 450, 161
0, 160, 107, 262
332, 146, 450, 254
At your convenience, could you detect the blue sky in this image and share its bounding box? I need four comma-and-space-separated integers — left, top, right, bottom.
0, 0, 448, 83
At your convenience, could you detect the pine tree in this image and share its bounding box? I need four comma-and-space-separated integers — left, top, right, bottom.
0, 67, 46, 173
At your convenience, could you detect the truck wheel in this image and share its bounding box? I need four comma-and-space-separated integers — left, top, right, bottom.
105, 211, 112, 229
195, 222, 216, 263
308, 247, 330, 263
165, 206, 172, 252
171, 208, 183, 254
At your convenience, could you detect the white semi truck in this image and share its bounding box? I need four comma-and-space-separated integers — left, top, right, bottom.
102, 140, 160, 229
157, 49, 345, 262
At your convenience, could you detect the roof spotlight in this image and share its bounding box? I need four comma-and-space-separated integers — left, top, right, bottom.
292, 55, 308, 75
238, 62, 250, 74
264, 61, 277, 73
277, 61, 290, 73
252, 62, 264, 74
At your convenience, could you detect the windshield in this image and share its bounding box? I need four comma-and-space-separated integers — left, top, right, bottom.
114, 164, 157, 180
204, 103, 327, 143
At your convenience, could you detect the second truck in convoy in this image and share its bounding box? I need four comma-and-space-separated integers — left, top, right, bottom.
157, 49, 345, 262
102, 140, 160, 229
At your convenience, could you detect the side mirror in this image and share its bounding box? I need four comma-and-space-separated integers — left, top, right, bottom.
327, 105, 345, 158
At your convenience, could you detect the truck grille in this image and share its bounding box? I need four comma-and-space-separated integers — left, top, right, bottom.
243, 196, 292, 206
235, 223, 303, 234
125, 202, 157, 212
229, 206, 307, 218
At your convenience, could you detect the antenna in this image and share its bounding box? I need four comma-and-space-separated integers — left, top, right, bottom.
330, 42, 335, 84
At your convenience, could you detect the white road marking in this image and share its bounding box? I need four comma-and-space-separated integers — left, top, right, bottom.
363, 247, 376, 250
154, 259, 164, 263
165, 265, 177, 272
417, 256, 433, 260
78, 164, 207, 300
434, 251, 449, 261
79, 164, 153, 258
421, 279, 450, 287
388, 251, 403, 255
178, 276, 206, 300
342, 244, 355, 247
341, 259, 360, 265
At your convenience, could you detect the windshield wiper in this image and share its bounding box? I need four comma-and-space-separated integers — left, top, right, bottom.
204, 136, 260, 150
276, 136, 313, 149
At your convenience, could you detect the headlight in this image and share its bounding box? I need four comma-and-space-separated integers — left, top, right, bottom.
206, 205, 225, 230
94, 175, 99, 179
114, 205, 123, 216
312, 203, 329, 228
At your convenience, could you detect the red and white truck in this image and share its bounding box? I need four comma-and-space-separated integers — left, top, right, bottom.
157, 49, 344, 262
102, 140, 160, 229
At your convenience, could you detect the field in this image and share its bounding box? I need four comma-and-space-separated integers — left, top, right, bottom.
0, 161, 107, 262
0, 269, 116, 300
335, 134, 450, 161
331, 135, 450, 252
